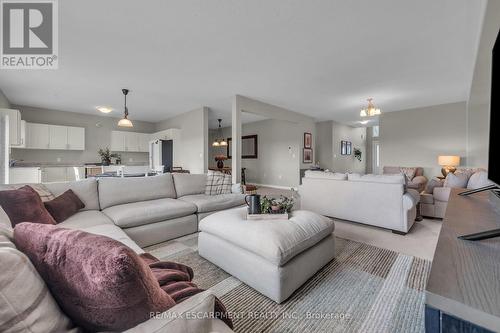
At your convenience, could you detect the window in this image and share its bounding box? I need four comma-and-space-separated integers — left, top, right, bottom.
372, 125, 379, 137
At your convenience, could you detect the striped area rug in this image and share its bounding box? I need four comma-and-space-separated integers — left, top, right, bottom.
145, 233, 431, 333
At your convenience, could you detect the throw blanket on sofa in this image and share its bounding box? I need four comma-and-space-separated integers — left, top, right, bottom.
139, 253, 233, 329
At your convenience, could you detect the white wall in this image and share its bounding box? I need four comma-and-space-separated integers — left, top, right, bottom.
11, 105, 155, 165
466, 0, 500, 168
315, 120, 366, 173
156, 107, 208, 174
0, 89, 10, 109
210, 118, 307, 188
379, 102, 467, 177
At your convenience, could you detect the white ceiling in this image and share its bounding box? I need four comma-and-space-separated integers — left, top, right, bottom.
0, 0, 486, 128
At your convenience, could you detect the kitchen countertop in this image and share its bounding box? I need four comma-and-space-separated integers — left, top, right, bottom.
10, 163, 148, 168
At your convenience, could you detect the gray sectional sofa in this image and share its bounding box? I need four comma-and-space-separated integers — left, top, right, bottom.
43, 173, 245, 247
0, 173, 245, 333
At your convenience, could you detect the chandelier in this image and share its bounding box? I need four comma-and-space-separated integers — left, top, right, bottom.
360, 98, 381, 117
212, 119, 227, 147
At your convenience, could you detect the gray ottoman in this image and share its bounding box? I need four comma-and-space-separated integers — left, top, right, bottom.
198, 207, 336, 303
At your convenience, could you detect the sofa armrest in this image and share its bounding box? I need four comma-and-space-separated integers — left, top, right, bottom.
123, 290, 232, 333
433, 186, 452, 202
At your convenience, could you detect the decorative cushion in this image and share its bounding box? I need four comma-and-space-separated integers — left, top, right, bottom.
444, 172, 469, 188
44, 190, 85, 223
205, 171, 230, 195
219, 173, 232, 194
467, 171, 493, 190
0, 185, 56, 227
0, 183, 55, 202
0, 247, 79, 333
424, 178, 444, 194
400, 167, 417, 182
13, 223, 176, 332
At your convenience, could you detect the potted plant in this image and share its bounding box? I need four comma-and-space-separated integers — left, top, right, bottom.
98, 148, 112, 165
354, 148, 362, 162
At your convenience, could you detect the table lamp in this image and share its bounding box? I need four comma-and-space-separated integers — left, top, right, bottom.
438, 155, 460, 177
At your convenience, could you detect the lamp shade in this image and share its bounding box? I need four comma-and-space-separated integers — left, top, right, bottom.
118, 117, 133, 127
438, 155, 460, 166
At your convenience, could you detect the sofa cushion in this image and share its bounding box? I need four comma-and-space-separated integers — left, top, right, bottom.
98, 174, 177, 209
172, 173, 206, 197
44, 190, 85, 223
199, 207, 334, 266
44, 179, 99, 211
349, 174, 406, 185
58, 210, 114, 229
102, 198, 197, 228
0, 246, 79, 333
179, 193, 246, 213
0, 185, 56, 227
467, 171, 493, 190
13, 223, 176, 332
304, 171, 347, 180
58, 211, 144, 254
420, 193, 435, 204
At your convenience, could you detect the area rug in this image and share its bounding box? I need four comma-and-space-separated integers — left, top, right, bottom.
145, 234, 431, 333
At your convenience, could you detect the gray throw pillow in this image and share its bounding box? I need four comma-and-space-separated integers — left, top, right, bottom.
424, 178, 443, 194
444, 172, 469, 188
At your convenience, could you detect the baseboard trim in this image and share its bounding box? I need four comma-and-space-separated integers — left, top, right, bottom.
251, 183, 298, 191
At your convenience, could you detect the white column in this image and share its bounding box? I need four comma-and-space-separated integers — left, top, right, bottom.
0, 115, 9, 184
231, 96, 242, 183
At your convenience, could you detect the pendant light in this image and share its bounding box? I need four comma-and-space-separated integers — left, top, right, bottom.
118, 89, 133, 127
212, 119, 227, 146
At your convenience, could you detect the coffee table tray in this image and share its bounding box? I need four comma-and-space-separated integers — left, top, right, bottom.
247, 213, 289, 220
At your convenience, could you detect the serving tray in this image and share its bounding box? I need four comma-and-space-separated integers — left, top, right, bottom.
247, 213, 289, 220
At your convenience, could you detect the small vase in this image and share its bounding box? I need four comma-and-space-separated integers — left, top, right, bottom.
217, 160, 224, 169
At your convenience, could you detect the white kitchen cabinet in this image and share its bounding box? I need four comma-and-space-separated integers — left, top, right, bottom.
67, 126, 85, 150
125, 132, 140, 152
0, 108, 22, 146
49, 125, 68, 149
9, 167, 41, 184
111, 131, 150, 152
25, 123, 85, 151
41, 166, 84, 183
26, 123, 50, 149
110, 131, 126, 151
139, 133, 150, 152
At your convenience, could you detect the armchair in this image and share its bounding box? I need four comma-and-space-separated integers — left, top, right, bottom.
383, 166, 428, 193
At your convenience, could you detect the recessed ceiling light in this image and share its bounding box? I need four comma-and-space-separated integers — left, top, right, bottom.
96, 106, 113, 113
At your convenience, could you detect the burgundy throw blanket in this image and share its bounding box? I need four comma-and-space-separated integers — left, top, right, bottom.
139, 253, 233, 329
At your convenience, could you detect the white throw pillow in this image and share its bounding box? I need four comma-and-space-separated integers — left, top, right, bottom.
444, 172, 469, 188
467, 171, 493, 189
205, 171, 232, 195
0, 247, 79, 333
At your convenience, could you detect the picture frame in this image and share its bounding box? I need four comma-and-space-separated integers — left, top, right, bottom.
304, 132, 312, 148
303, 148, 313, 163
341, 141, 347, 155
227, 135, 258, 159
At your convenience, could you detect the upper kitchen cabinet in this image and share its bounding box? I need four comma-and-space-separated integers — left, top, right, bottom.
67, 126, 85, 150
0, 108, 23, 146
25, 123, 85, 150
111, 131, 150, 152
26, 123, 49, 149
